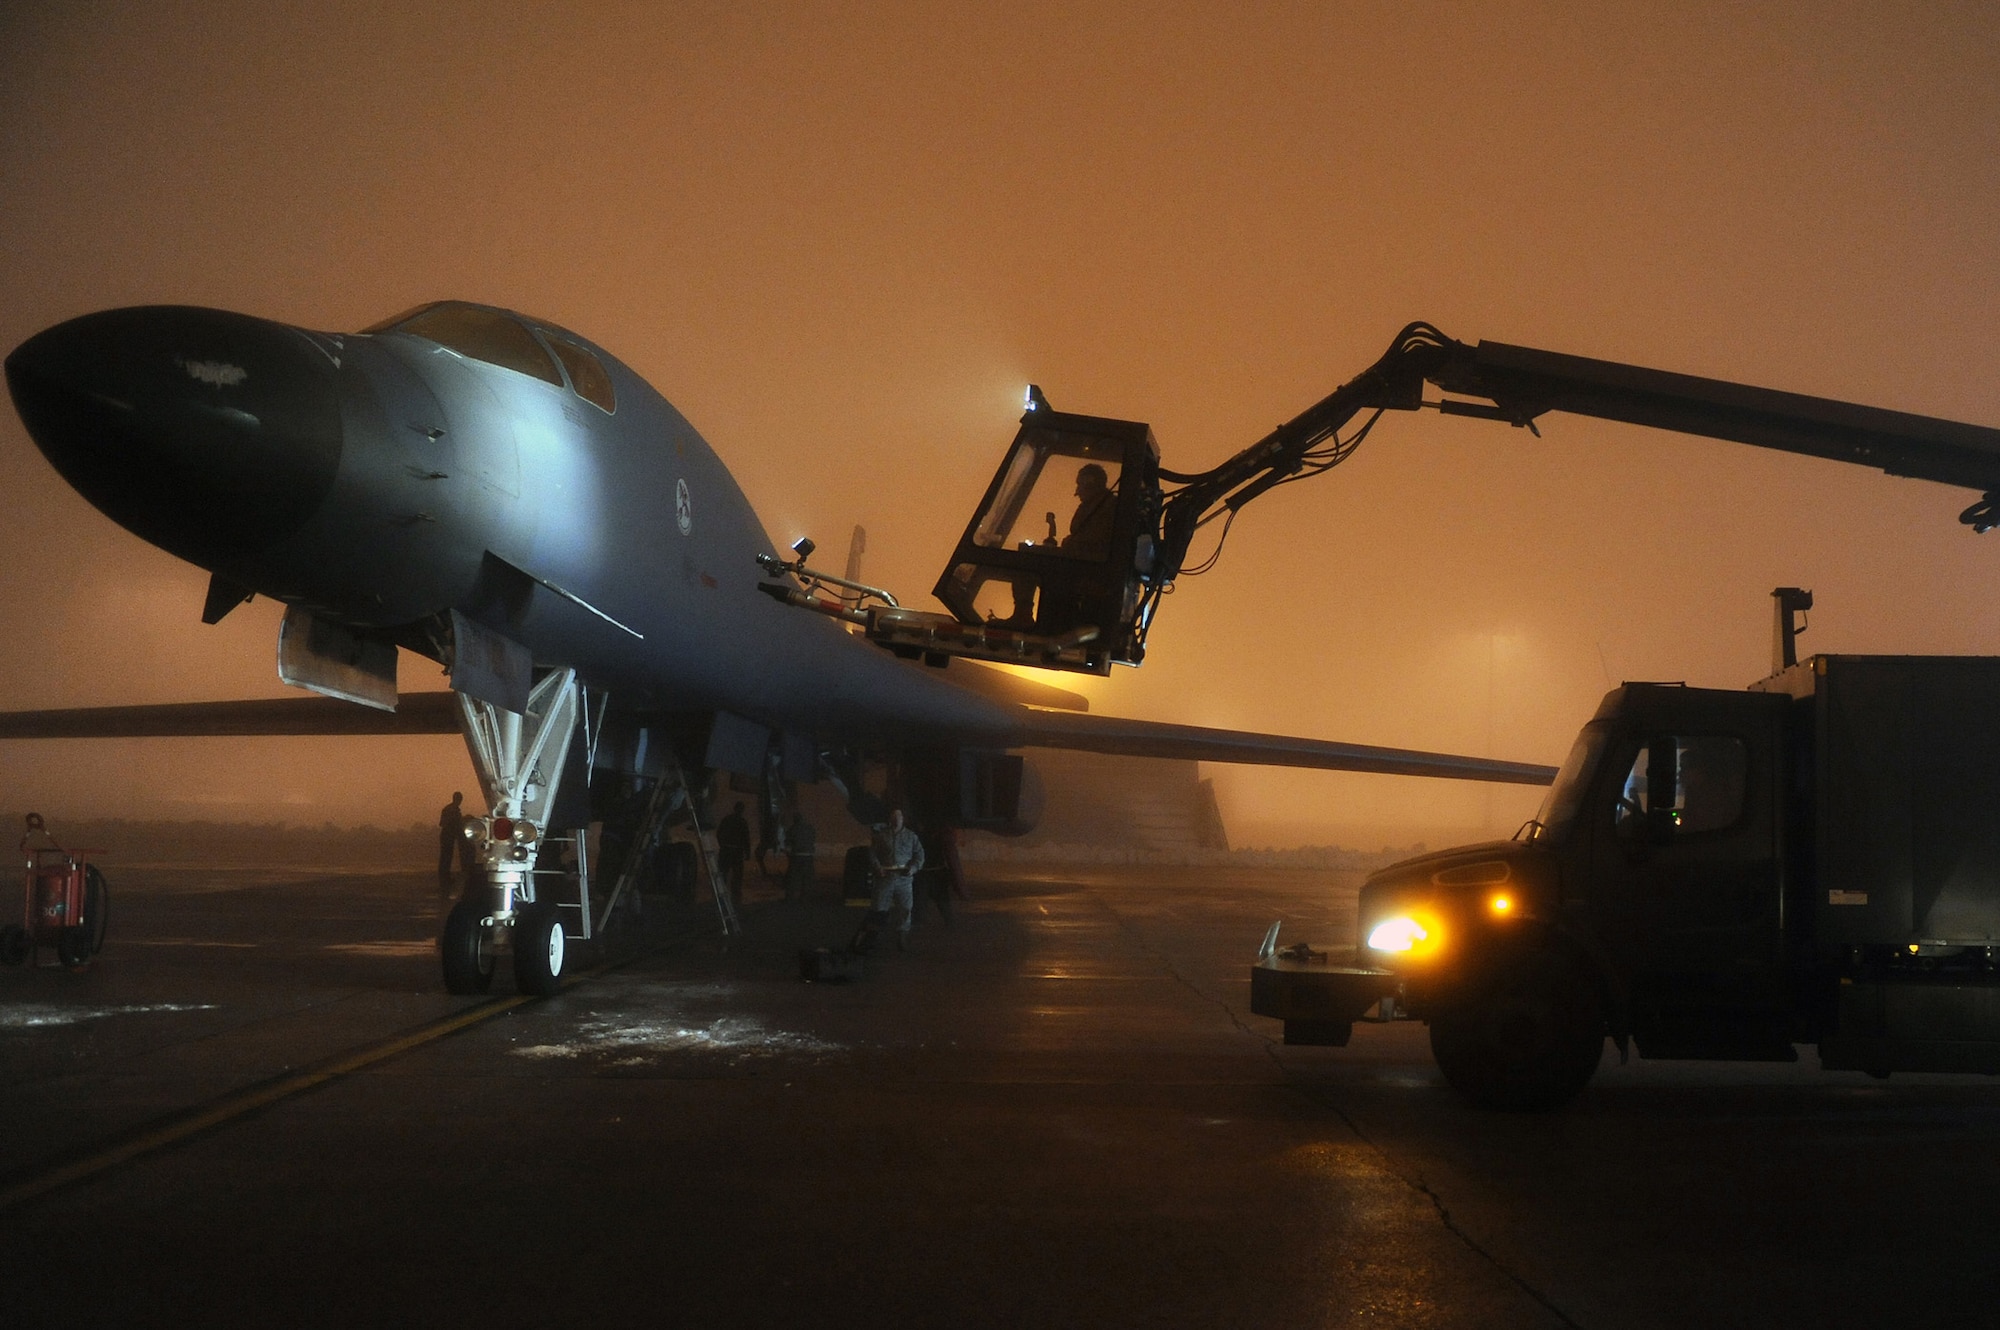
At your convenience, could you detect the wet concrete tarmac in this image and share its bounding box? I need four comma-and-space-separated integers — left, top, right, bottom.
5, 860, 2000, 1328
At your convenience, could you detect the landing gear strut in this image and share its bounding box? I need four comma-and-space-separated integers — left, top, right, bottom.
443, 668, 586, 997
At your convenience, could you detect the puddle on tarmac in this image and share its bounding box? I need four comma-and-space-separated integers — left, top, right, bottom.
513, 1010, 845, 1067
0, 1002, 219, 1029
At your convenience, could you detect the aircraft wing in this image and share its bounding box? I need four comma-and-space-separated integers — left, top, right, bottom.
0, 693, 460, 738
0, 690, 1554, 786
1014, 708, 1557, 785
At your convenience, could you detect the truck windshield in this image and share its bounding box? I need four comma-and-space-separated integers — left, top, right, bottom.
1528, 723, 1610, 842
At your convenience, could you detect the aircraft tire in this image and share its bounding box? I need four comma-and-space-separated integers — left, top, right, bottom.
512, 902, 565, 997
1428, 948, 1604, 1112
441, 899, 494, 995
0, 924, 29, 966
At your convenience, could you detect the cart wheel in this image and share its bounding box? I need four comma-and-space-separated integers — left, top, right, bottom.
0, 925, 27, 966
440, 899, 494, 995
83, 865, 109, 956
57, 924, 93, 971
512, 902, 566, 997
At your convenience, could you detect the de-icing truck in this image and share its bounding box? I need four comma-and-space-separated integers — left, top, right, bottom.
1254, 598, 2000, 1108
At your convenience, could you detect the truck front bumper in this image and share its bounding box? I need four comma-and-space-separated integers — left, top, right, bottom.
1250, 954, 1402, 1046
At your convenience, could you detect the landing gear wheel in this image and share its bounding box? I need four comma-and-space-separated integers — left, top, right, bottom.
513, 902, 566, 997
440, 899, 495, 994
1429, 949, 1605, 1111
0, 924, 28, 966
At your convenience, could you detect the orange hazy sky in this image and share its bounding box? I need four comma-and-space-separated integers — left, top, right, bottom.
4, 2, 2000, 845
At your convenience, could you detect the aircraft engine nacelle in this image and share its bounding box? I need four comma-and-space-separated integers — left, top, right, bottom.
906, 748, 1044, 837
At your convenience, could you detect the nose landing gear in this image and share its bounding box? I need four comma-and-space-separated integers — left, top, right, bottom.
442, 669, 587, 998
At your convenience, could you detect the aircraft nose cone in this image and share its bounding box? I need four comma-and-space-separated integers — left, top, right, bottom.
5, 306, 343, 567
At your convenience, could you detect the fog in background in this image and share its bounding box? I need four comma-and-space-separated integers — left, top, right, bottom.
4, 2, 1999, 847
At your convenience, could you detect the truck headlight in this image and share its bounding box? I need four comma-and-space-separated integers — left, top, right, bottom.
1367, 914, 1433, 954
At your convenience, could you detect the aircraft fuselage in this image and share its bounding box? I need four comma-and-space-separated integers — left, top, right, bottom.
5, 302, 1019, 754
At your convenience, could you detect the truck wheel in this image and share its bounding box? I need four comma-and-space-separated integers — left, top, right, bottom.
440, 899, 494, 995
1429, 950, 1605, 1111
0, 924, 29, 965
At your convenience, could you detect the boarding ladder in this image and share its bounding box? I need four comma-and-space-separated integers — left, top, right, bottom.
593, 778, 671, 934
666, 757, 742, 936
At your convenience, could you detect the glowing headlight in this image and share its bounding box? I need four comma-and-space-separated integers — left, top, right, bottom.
1367, 915, 1430, 953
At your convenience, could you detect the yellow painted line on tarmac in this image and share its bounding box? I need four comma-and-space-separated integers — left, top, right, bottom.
0, 943, 658, 1212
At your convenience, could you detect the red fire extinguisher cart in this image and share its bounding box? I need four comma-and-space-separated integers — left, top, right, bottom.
1, 813, 108, 970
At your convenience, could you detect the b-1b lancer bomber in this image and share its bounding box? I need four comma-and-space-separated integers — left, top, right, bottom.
1, 302, 1553, 993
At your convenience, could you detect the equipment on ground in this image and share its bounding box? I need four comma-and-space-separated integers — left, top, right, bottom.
1255, 597, 2000, 1109
3, 813, 107, 970
798, 945, 864, 982
765, 325, 2000, 674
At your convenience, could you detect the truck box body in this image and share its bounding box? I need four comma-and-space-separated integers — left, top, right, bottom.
1755, 655, 2000, 951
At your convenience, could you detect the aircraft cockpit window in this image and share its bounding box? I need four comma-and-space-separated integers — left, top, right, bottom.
382, 304, 564, 387
543, 335, 616, 413
971, 432, 1125, 562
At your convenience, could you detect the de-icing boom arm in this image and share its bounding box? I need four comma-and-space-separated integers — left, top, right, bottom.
1152, 321, 2000, 595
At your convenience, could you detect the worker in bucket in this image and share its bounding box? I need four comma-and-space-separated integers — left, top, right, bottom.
1060, 462, 1116, 560
869, 807, 925, 951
